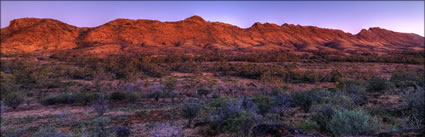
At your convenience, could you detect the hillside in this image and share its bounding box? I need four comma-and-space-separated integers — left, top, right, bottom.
1, 15, 424, 55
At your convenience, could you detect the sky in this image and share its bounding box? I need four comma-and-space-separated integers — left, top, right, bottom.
1, 1, 424, 36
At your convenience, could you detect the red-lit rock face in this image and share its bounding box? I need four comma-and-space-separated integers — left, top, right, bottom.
1, 16, 423, 55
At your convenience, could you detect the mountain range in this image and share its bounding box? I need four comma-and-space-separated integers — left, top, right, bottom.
1, 15, 423, 56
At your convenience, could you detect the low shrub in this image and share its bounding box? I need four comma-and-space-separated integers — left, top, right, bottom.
148, 90, 162, 102
40, 92, 97, 106
320, 95, 355, 109
110, 91, 127, 101
291, 89, 332, 112
224, 111, 258, 135
208, 98, 261, 135
126, 92, 139, 103
294, 119, 320, 133
366, 77, 391, 92
300, 71, 322, 83
141, 63, 169, 78
149, 122, 183, 137
328, 69, 344, 82
0, 72, 17, 99
336, 80, 365, 93
31, 126, 69, 137
327, 109, 379, 136
197, 88, 212, 98
172, 62, 201, 73
391, 71, 424, 88
40, 94, 73, 106
251, 96, 273, 115
271, 93, 294, 108
4, 92, 24, 109
91, 116, 111, 137
108, 91, 139, 103
73, 92, 97, 105
113, 126, 131, 137
406, 87, 424, 128
336, 80, 368, 106
311, 106, 335, 134
3, 128, 24, 137
182, 103, 202, 127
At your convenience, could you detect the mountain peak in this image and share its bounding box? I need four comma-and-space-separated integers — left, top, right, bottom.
7, 18, 75, 32
8, 18, 44, 30
250, 22, 263, 28
183, 15, 206, 23
368, 27, 393, 32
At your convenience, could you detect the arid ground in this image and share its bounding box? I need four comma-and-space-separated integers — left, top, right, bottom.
1, 53, 424, 137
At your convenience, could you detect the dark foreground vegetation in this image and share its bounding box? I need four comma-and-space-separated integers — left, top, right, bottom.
1, 52, 424, 137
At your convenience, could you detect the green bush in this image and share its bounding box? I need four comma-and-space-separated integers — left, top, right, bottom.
291, 89, 332, 112
162, 76, 177, 94
73, 92, 97, 105
366, 77, 391, 92
208, 98, 260, 135
141, 63, 169, 78
182, 103, 202, 126
40, 94, 73, 105
327, 109, 379, 136
406, 87, 424, 128
294, 119, 320, 132
0, 72, 17, 99
336, 80, 368, 106
114, 126, 131, 137
40, 92, 97, 106
91, 116, 111, 137
311, 106, 334, 134
301, 71, 322, 83
251, 96, 273, 115
172, 62, 201, 73
110, 91, 127, 101
31, 126, 69, 137
148, 91, 162, 102
126, 92, 139, 103
320, 95, 355, 109
223, 111, 257, 135
197, 88, 211, 98
328, 69, 344, 82
11, 62, 56, 89
4, 92, 24, 109
108, 91, 139, 103
336, 80, 365, 93
391, 71, 424, 88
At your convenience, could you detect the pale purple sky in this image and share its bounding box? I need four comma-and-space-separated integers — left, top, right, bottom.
1, 1, 424, 36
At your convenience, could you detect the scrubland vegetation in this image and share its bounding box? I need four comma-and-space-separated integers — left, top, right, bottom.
1, 52, 424, 137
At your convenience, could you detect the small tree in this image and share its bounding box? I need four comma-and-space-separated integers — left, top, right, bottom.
92, 94, 108, 116
182, 103, 202, 127
163, 76, 177, 93
4, 92, 24, 109
150, 90, 162, 102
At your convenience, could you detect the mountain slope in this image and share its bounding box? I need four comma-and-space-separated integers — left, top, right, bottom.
1, 18, 80, 53
1, 16, 423, 55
